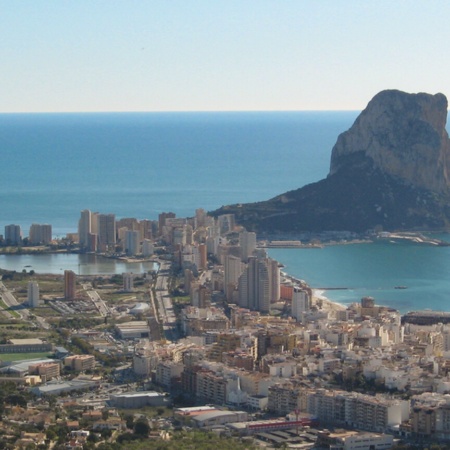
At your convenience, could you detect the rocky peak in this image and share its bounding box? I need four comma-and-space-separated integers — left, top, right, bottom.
329, 89, 450, 195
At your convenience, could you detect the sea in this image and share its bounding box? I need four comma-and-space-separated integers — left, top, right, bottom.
1, 110, 450, 313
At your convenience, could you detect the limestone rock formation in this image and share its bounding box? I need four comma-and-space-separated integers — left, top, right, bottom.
329, 90, 450, 195
212, 90, 450, 233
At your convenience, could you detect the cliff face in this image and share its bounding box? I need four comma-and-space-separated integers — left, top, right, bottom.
212, 90, 450, 233
330, 90, 450, 194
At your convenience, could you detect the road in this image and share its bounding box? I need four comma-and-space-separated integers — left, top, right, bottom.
82, 283, 111, 317
0, 281, 50, 329
154, 260, 177, 341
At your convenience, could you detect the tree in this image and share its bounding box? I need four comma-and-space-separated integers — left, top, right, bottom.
45, 429, 56, 441
133, 419, 150, 437
124, 415, 134, 430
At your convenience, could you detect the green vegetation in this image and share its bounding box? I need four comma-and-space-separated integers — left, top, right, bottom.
0, 299, 20, 318
0, 351, 53, 362
108, 430, 257, 450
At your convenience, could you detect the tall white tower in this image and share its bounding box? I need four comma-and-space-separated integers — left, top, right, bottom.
292, 287, 310, 321
27, 281, 40, 307
125, 230, 140, 256
123, 273, 134, 292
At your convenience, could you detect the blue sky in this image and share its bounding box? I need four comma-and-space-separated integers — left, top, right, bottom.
1, 1, 449, 112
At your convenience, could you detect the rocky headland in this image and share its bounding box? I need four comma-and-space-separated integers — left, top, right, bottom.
212, 89, 450, 233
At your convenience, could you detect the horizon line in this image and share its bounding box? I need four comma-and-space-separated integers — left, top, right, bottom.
0, 108, 362, 115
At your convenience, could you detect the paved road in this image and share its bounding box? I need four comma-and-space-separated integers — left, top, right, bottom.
154, 260, 177, 341
0, 281, 50, 329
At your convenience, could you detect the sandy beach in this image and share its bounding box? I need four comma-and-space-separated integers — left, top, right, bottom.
312, 289, 346, 318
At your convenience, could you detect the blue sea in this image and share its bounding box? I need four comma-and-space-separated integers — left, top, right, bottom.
1, 110, 450, 313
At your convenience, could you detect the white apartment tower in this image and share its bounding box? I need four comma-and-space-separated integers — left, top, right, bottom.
123, 273, 134, 292
142, 239, 154, 257
125, 230, 140, 256
291, 287, 311, 321
27, 281, 40, 307
78, 209, 92, 248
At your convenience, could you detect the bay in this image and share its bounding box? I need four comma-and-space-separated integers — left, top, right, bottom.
268, 239, 450, 314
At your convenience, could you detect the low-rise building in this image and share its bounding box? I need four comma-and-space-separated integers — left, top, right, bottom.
115, 321, 150, 339
110, 391, 171, 409
316, 430, 394, 450
28, 362, 60, 382
192, 410, 248, 428
0, 338, 53, 354
64, 355, 95, 372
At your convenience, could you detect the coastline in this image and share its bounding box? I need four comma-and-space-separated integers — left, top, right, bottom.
312, 289, 347, 317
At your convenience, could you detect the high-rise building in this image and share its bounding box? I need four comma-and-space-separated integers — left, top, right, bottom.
238, 256, 280, 314
291, 287, 310, 321
217, 214, 235, 235
239, 230, 257, 262
5, 224, 22, 245
158, 212, 176, 236
173, 227, 186, 246
125, 230, 140, 256
224, 255, 244, 300
142, 239, 154, 257
98, 213, 116, 252
78, 210, 92, 248
195, 208, 207, 228
91, 212, 99, 235
198, 243, 207, 270
185, 224, 194, 245
87, 232, 97, 252
27, 281, 40, 307
29, 224, 52, 245
64, 270, 76, 300
139, 219, 153, 240
123, 273, 134, 292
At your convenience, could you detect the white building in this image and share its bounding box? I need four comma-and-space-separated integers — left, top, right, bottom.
142, 239, 154, 257
292, 287, 310, 320
123, 273, 134, 292
155, 361, 184, 389
29, 224, 52, 245
27, 281, 40, 307
125, 230, 140, 256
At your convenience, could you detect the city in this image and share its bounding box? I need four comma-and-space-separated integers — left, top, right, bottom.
0, 209, 448, 449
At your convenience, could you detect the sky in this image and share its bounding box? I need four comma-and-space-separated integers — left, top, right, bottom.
1, 1, 449, 113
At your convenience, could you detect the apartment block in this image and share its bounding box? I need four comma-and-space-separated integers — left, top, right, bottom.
64, 355, 96, 372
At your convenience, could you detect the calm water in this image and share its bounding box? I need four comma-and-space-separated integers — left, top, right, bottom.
0, 253, 157, 276
1, 111, 450, 312
268, 239, 450, 314
0, 111, 356, 237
